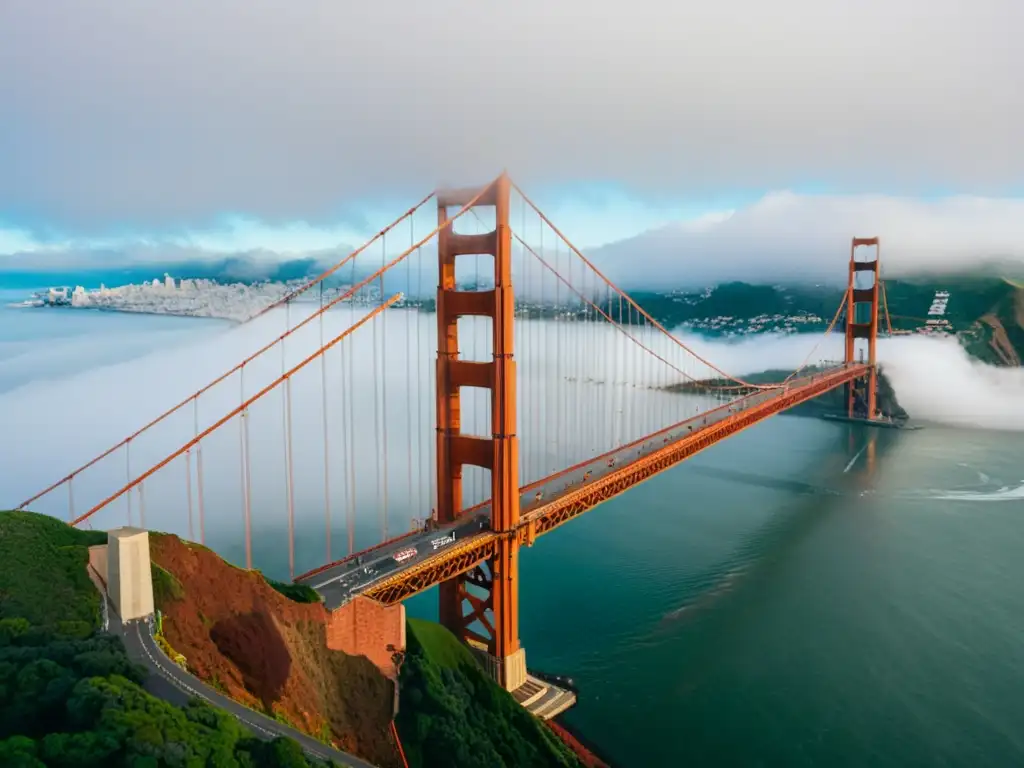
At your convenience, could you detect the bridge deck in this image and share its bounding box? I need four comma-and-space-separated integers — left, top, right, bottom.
298, 364, 868, 608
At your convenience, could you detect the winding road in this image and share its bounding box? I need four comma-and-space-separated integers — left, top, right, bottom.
92, 570, 378, 768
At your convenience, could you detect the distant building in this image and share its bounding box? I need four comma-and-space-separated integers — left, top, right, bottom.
928, 289, 949, 317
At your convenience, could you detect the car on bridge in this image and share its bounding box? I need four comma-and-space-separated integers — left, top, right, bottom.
393, 547, 417, 564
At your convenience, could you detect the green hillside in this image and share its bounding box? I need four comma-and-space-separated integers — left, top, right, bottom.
628, 277, 1024, 366
0, 511, 338, 768
395, 619, 581, 768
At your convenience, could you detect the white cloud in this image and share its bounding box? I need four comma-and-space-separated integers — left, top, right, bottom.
0, 0, 1020, 230
878, 336, 1024, 431
7, 190, 1024, 294
590, 192, 1024, 287
0, 225, 53, 255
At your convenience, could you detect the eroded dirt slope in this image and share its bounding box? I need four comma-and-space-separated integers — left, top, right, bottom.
150, 533, 399, 767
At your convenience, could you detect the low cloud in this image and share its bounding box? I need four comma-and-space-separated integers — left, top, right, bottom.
878, 335, 1024, 432
2, 309, 1019, 535
590, 193, 1024, 288
6, 191, 1024, 293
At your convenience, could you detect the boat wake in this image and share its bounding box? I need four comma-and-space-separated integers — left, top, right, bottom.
918, 481, 1024, 503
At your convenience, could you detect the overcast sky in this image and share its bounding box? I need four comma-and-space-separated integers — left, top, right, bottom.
1, 0, 1021, 274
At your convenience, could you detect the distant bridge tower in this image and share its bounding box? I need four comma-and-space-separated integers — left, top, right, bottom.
434, 173, 526, 691
844, 237, 881, 419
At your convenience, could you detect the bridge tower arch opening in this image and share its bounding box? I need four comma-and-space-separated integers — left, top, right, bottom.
844, 237, 881, 419
435, 172, 526, 691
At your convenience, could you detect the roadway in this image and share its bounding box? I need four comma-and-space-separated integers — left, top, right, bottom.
300, 366, 855, 605
307, 514, 491, 610
92, 571, 378, 768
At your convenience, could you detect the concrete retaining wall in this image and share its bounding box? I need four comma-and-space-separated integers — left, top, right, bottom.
325, 597, 406, 680
88, 545, 108, 588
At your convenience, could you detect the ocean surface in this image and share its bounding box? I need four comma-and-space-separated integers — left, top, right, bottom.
4, 293, 1024, 768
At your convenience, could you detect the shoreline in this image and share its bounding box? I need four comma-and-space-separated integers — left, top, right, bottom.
8, 303, 245, 324
548, 716, 616, 768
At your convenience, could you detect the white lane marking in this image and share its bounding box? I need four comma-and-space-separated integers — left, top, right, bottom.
312, 571, 350, 590
131, 621, 336, 762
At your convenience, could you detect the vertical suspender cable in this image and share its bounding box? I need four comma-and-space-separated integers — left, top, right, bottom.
126, 441, 133, 526
280, 299, 292, 573
380, 233, 390, 540
347, 259, 358, 555
564, 245, 572, 463
285, 376, 296, 579
405, 216, 414, 527
417, 238, 428, 523
621, 297, 629, 443
536, 209, 543, 482
194, 399, 206, 544
320, 281, 332, 564
240, 365, 253, 569
572, 252, 581, 461
555, 236, 563, 467
67, 477, 75, 523
185, 448, 194, 542
583, 267, 591, 453
337, 336, 348, 557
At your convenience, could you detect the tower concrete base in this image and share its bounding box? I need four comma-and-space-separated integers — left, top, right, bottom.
468, 643, 528, 691
107, 527, 155, 622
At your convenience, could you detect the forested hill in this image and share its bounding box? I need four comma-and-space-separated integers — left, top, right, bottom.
628, 277, 1024, 367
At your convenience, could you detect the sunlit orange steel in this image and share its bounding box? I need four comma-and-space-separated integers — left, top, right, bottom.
845, 237, 881, 418
365, 535, 498, 605
434, 173, 522, 686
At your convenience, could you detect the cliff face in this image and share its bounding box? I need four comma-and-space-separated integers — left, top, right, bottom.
148, 533, 400, 768
962, 283, 1024, 366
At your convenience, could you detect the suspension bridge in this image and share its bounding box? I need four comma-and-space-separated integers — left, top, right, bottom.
14, 172, 884, 705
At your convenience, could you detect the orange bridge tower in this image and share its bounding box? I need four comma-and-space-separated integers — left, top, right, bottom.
434, 173, 526, 691
844, 237, 881, 419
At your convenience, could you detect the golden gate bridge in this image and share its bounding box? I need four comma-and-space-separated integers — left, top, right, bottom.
14, 172, 883, 697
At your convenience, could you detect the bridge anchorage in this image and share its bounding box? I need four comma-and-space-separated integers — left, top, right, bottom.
17, 170, 885, 724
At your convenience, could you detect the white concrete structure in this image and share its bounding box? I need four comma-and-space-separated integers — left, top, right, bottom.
107, 527, 155, 621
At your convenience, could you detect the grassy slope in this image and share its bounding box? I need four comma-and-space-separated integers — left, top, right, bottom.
0, 510, 106, 636
396, 618, 581, 768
